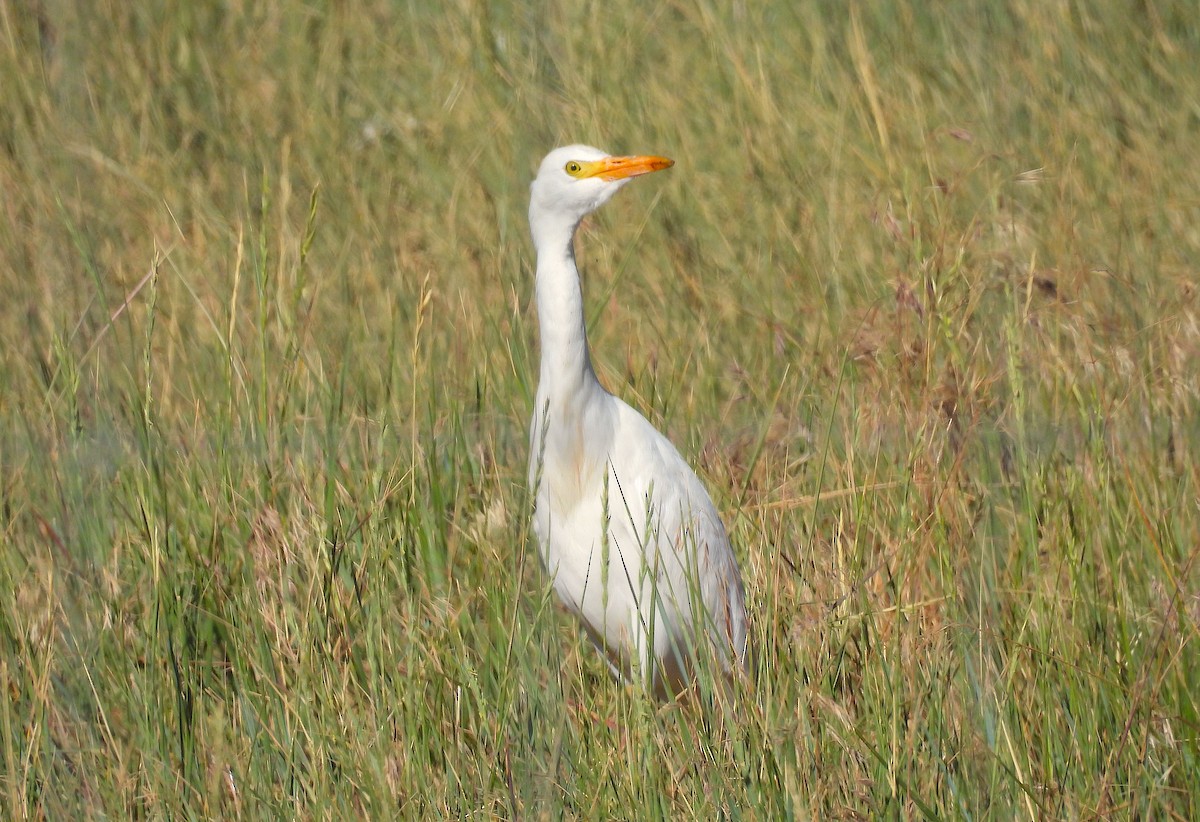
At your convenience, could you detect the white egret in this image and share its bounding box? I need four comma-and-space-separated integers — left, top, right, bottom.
527, 145, 748, 695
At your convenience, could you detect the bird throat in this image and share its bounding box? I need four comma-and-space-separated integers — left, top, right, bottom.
535, 232, 598, 400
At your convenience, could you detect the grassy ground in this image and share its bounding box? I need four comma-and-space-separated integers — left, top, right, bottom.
2, 0, 1198, 818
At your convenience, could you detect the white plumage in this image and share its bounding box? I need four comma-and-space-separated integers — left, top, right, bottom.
527, 145, 748, 694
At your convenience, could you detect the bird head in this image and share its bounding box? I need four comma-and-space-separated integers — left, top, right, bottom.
529, 145, 674, 237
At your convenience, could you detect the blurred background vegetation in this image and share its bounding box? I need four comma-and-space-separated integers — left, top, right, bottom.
1, 0, 1197, 817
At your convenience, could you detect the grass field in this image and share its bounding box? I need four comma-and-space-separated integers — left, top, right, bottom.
2, 1, 1198, 818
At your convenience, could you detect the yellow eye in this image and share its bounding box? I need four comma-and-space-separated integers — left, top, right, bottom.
565, 160, 584, 177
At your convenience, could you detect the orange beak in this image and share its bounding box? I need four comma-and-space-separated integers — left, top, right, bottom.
583, 155, 675, 181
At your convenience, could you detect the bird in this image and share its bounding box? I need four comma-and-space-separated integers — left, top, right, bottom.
526, 144, 748, 696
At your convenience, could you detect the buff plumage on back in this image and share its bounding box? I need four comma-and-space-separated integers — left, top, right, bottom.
526, 145, 748, 696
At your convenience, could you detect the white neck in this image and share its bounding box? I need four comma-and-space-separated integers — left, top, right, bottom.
532, 209, 600, 401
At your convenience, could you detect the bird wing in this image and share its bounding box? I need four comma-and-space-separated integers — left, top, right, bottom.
604, 398, 748, 670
